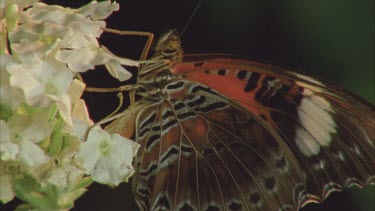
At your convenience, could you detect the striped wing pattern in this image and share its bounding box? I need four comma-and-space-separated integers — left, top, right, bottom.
109, 80, 307, 210
105, 30, 375, 211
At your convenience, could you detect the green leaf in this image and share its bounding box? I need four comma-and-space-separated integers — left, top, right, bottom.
13, 175, 57, 210
48, 117, 65, 156
0, 102, 13, 121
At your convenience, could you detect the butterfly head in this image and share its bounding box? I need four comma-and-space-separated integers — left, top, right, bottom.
138, 29, 183, 83
153, 29, 183, 59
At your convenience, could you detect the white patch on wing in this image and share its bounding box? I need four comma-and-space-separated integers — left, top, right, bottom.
295, 89, 337, 157
295, 126, 321, 156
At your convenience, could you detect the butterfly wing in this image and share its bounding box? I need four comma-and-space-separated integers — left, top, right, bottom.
171, 54, 375, 208
111, 79, 312, 210
106, 55, 374, 211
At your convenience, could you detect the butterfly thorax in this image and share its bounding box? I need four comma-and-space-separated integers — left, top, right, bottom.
135, 29, 183, 101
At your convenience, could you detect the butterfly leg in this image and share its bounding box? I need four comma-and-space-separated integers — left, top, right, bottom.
102, 28, 154, 60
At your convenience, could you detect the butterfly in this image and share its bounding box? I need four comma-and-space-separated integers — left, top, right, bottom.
104, 29, 375, 211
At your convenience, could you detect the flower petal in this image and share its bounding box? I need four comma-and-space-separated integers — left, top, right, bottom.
18, 140, 49, 167
0, 174, 15, 203
0, 121, 19, 161
78, 1, 119, 20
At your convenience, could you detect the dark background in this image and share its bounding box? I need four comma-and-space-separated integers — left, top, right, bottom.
2, 0, 374, 210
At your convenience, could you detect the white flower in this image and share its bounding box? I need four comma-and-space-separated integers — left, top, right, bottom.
31, 136, 85, 188
7, 56, 74, 126
7, 1, 136, 79
0, 112, 51, 167
0, 121, 18, 160
9, 21, 71, 59
24, 2, 106, 37
55, 42, 99, 72
0, 172, 14, 203
78, 1, 119, 21
0, 160, 19, 203
76, 127, 140, 186
0, 54, 24, 109
97, 47, 137, 81
7, 56, 73, 107
56, 43, 138, 79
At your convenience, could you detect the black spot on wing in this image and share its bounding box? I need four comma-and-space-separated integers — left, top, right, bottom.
249, 192, 261, 205
265, 177, 276, 191
218, 69, 226, 75
276, 156, 287, 169
228, 201, 242, 210
179, 202, 194, 211
255, 76, 290, 104
244, 72, 260, 92
236, 70, 247, 79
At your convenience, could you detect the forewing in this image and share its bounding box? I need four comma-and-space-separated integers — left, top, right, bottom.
172, 55, 375, 208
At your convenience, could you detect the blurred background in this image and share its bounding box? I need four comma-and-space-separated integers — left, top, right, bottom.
2, 0, 374, 210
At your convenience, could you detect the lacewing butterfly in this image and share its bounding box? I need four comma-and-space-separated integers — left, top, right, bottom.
101, 28, 375, 211
82, 1, 374, 211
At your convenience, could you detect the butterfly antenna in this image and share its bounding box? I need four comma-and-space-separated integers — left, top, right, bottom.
180, 0, 203, 36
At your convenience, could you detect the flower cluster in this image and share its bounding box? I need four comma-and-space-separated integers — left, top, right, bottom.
0, 1, 140, 209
